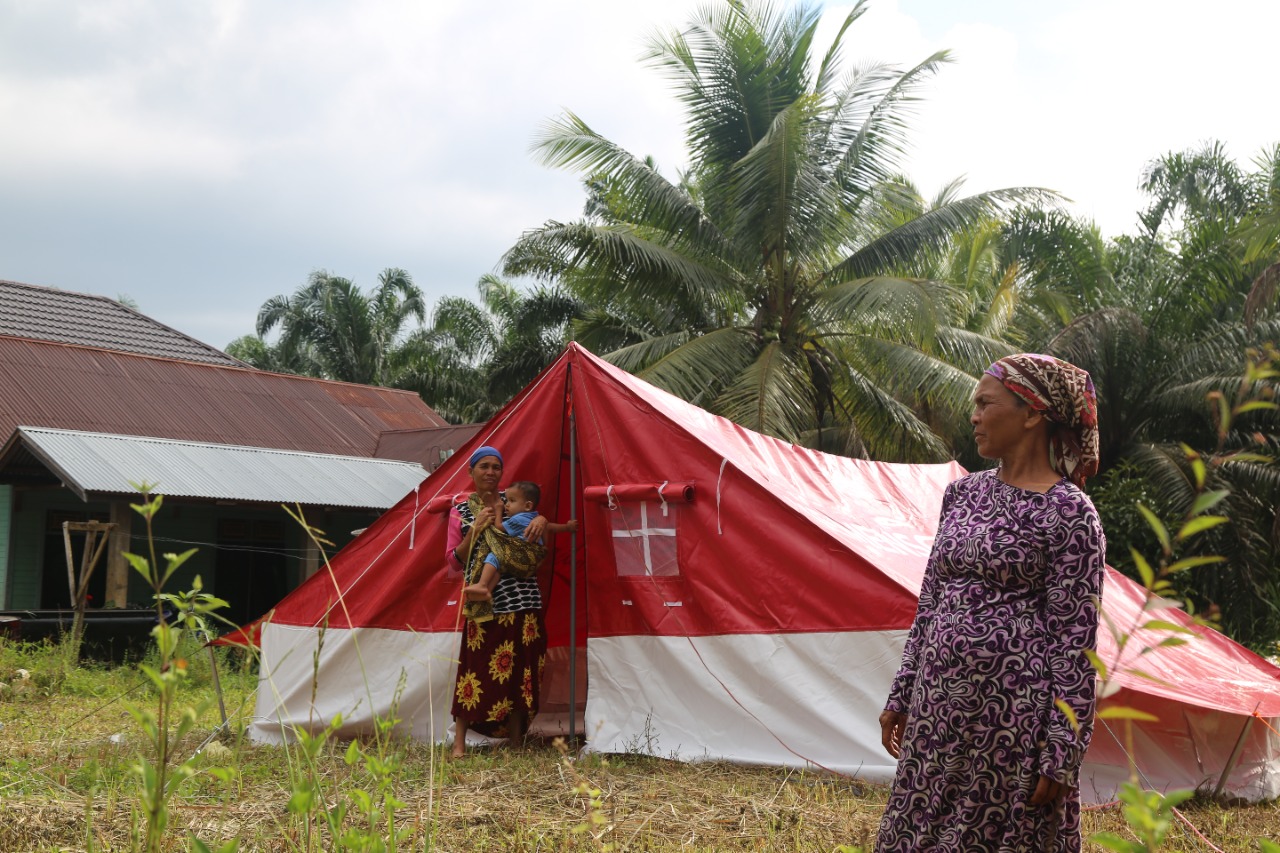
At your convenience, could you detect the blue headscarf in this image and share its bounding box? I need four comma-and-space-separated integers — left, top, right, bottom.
468, 445, 503, 468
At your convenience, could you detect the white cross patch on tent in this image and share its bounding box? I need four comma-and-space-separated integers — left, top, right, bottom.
610, 500, 679, 577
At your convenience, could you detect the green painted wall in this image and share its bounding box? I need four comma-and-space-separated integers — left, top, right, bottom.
0, 485, 11, 607
7, 488, 87, 609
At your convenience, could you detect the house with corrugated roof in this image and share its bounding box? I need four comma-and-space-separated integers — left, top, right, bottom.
0, 279, 450, 626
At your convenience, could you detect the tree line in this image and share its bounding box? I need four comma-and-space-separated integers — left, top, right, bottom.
227, 0, 1280, 648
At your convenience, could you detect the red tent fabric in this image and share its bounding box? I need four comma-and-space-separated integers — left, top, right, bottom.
251, 344, 1280, 801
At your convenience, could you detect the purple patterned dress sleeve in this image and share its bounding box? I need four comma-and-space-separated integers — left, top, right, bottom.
884, 481, 956, 714
1040, 491, 1105, 784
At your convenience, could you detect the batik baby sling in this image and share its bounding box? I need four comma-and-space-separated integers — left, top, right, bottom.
462, 493, 547, 623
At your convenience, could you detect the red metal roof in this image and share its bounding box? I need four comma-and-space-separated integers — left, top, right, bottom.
0, 336, 447, 458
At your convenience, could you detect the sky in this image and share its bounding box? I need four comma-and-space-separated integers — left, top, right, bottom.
1, 0, 1277, 352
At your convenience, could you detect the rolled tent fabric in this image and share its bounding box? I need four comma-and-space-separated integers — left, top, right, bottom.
583, 483, 694, 505
430, 485, 693, 511
426, 493, 470, 514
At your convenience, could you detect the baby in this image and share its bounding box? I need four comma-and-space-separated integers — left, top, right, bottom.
463, 481, 577, 607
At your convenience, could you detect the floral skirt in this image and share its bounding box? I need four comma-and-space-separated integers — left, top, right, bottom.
452, 609, 547, 736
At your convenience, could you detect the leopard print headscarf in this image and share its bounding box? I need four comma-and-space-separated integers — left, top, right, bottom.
984, 354, 1099, 487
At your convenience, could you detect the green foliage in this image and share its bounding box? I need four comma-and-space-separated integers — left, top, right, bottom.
120, 483, 237, 853
396, 275, 582, 423
1052, 141, 1280, 644
504, 0, 1052, 459
225, 332, 321, 376
255, 268, 425, 386
282, 684, 416, 851
1092, 783, 1197, 852
1089, 354, 1278, 851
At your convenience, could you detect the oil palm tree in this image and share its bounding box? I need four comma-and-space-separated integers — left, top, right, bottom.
395, 275, 582, 423
224, 333, 322, 376
504, 0, 1051, 461
256, 268, 425, 386
1049, 143, 1280, 644
855, 188, 1117, 462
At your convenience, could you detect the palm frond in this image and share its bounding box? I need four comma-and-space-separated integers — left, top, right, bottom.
813, 0, 866, 95
824, 50, 953, 207
818, 275, 958, 347
830, 363, 952, 462
504, 220, 744, 318
830, 188, 1059, 280
631, 326, 759, 406
713, 339, 814, 440
532, 113, 736, 259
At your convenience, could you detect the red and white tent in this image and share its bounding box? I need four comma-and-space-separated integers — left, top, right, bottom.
252, 345, 1280, 801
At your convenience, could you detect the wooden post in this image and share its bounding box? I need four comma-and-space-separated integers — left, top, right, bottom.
208, 644, 228, 726
105, 501, 133, 608
303, 506, 324, 579
63, 520, 115, 659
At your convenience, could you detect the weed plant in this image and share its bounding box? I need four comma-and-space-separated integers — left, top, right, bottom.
1088, 350, 1280, 852
2, 687, 1277, 853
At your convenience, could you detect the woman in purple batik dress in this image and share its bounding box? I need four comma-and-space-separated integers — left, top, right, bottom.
876, 354, 1106, 852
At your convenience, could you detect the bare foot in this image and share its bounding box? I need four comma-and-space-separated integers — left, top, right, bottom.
450, 740, 466, 759
463, 584, 492, 601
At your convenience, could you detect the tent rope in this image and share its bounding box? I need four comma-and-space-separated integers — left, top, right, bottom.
1095, 715, 1226, 851
1173, 810, 1226, 852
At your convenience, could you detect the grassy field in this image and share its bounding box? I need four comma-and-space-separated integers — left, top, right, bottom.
1, 640, 1277, 852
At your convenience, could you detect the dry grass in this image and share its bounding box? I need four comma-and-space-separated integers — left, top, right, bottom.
1, 644, 1278, 851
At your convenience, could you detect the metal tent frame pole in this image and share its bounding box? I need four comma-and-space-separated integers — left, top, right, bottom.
1213, 708, 1259, 800
568, 385, 579, 744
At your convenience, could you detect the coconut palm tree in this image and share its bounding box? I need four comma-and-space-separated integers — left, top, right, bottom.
255, 268, 425, 386
503, 0, 1052, 461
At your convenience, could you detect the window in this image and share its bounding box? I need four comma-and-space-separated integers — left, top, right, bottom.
608, 500, 680, 577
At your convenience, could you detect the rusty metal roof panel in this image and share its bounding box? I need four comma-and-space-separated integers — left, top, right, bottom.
0, 279, 244, 366
15, 427, 426, 509
374, 424, 484, 468
0, 337, 446, 457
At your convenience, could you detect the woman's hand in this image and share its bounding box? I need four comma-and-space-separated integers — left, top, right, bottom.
1030, 774, 1066, 807
879, 709, 907, 759
474, 505, 497, 533
524, 514, 548, 541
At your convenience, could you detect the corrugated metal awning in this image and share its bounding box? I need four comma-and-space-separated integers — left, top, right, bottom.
7, 427, 426, 509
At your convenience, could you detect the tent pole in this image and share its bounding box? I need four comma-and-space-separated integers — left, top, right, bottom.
1212, 710, 1258, 800
568, 390, 578, 745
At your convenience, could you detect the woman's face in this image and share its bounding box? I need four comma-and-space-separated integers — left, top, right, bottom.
469, 455, 503, 493
971, 374, 1032, 460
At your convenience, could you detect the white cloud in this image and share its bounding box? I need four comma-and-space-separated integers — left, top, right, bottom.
0, 0, 1276, 348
